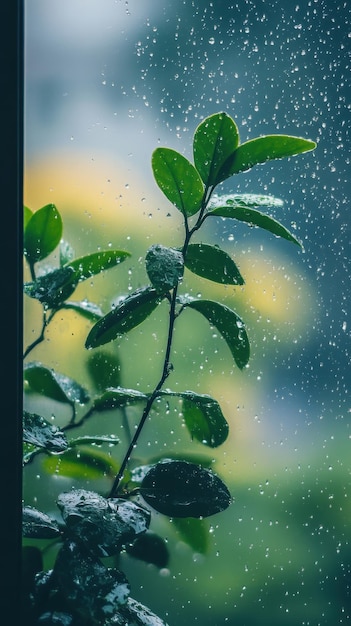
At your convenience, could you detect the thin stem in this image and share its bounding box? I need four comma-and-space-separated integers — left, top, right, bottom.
23, 311, 48, 359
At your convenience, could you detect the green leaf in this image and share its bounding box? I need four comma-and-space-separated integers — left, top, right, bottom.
23, 411, 68, 453
22, 506, 62, 539
185, 243, 244, 285
23, 205, 33, 231
183, 299, 250, 369
85, 286, 162, 349
86, 350, 122, 392
140, 459, 231, 518
172, 517, 209, 554
220, 134, 317, 179
126, 531, 169, 568
93, 387, 148, 412
209, 192, 284, 210
23, 266, 78, 308
208, 203, 301, 247
181, 393, 229, 448
24, 362, 90, 405
62, 300, 104, 321
24, 203, 63, 264
43, 446, 120, 479
193, 112, 240, 187
157, 390, 229, 447
152, 147, 204, 216
145, 244, 184, 293
68, 435, 120, 447
65, 249, 131, 282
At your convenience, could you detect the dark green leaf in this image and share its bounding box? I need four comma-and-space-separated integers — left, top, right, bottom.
24, 203, 63, 264
85, 286, 162, 349
140, 460, 231, 518
57, 490, 150, 557
93, 387, 148, 411
126, 531, 169, 568
152, 147, 204, 216
23, 205, 33, 231
172, 517, 209, 554
62, 300, 104, 321
24, 362, 90, 405
181, 393, 229, 447
22, 506, 61, 539
43, 446, 120, 479
23, 266, 78, 308
208, 203, 301, 246
145, 244, 184, 293
183, 299, 250, 369
86, 350, 122, 392
23, 411, 68, 452
193, 112, 239, 187
220, 134, 317, 179
185, 243, 244, 285
54, 540, 130, 619
65, 249, 130, 281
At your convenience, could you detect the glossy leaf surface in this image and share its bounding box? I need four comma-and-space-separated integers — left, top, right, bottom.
62, 300, 104, 321
145, 244, 184, 293
22, 506, 61, 539
193, 112, 239, 186
24, 362, 90, 404
24, 203, 63, 264
93, 387, 148, 411
140, 459, 231, 518
152, 147, 204, 216
181, 392, 229, 447
57, 490, 150, 557
208, 203, 301, 246
65, 249, 130, 282
220, 134, 317, 179
185, 243, 244, 285
126, 531, 169, 568
209, 192, 284, 210
183, 299, 250, 369
23, 411, 68, 452
24, 266, 78, 308
85, 287, 162, 348
122, 598, 170, 626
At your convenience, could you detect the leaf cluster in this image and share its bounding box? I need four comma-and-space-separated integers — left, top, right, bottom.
23, 111, 316, 625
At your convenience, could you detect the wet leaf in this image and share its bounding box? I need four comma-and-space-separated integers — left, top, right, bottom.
93, 387, 148, 411
193, 112, 239, 187
172, 517, 209, 554
59, 239, 75, 266
209, 192, 285, 210
183, 299, 250, 369
62, 300, 104, 321
43, 446, 120, 480
181, 393, 229, 447
24, 203, 63, 264
24, 362, 90, 405
185, 243, 244, 285
140, 459, 231, 518
126, 531, 169, 568
121, 597, 170, 626
23, 266, 78, 308
23, 411, 68, 453
220, 134, 317, 179
22, 506, 62, 539
86, 350, 122, 392
54, 540, 130, 619
85, 287, 162, 348
152, 147, 204, 216
208, 196, 301, 246
145, 244, 184, 293
57, 490, 150, 557
65, 249, 130, 282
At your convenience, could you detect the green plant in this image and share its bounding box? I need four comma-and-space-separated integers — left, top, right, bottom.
22, 111, 316, 625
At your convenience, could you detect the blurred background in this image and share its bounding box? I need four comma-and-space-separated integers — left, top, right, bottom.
23, 1, 350, 624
